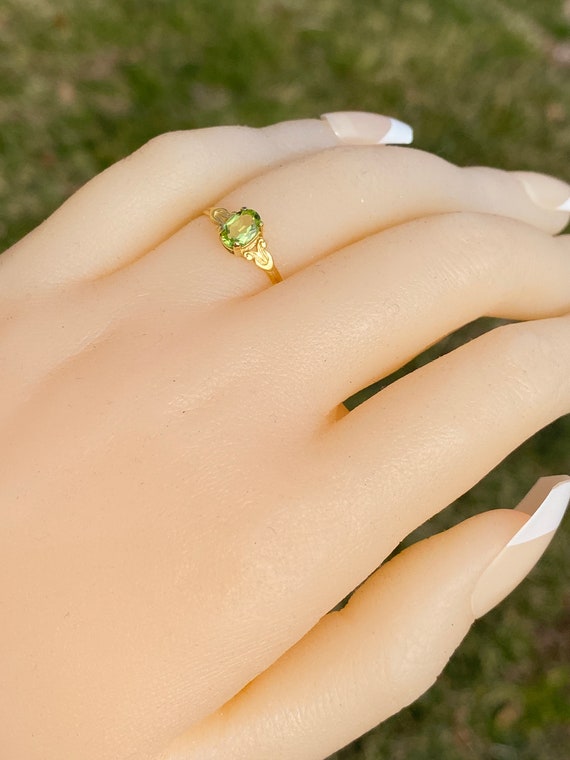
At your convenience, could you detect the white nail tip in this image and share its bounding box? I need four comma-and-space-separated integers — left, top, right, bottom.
381, 117, 414, 145
508, 478, 570, 547
556, 196, 570, 211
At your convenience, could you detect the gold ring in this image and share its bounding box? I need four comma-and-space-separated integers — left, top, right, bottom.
204, 207, 283, 285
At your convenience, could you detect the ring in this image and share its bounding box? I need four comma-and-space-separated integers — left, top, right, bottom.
204, 207, 283, 285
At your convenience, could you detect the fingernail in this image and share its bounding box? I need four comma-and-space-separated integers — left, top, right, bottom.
321, 111, 413, 145
510, 170, 570, 211
471, 475, 570, 619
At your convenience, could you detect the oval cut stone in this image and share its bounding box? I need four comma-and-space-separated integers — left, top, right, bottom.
220, 208, 261, 251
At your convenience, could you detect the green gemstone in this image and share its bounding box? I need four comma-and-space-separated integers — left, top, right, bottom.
220, 208, 261, 251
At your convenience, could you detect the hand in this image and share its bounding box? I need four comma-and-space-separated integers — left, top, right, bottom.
1, 112, 569, 760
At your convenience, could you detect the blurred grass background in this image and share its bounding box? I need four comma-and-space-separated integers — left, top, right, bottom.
1, 0, 569, 758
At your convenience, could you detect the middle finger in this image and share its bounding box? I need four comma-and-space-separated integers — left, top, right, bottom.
239, 211, 570, 425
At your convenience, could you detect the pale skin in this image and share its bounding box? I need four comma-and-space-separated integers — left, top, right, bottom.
1, 117, 569, 760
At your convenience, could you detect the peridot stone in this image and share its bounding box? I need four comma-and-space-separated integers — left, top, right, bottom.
220, 208, 261, 251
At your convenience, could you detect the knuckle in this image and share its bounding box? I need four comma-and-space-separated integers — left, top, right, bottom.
412, 212, 505, 291
128, 125, 259, 167
300, 143, 441, 179
421, 212, 554, 293
494, 320, 545, 368
432, 209, 497, 235
135, 129, 186, 158
420, 210, 492, 250
489, 319, 570, 409
428, 211, 510, 256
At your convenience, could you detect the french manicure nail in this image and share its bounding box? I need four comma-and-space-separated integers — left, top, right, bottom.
471, 475, 570, 619
321, 111, 413, 146
510, 170, 570, 212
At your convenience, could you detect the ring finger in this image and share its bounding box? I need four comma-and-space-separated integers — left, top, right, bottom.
121, 146, 570, 306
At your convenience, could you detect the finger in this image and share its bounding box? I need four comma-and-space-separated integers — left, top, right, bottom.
134, 147, 570, 304
160, 478, 570, 760
299, 313, 570, 606
509, 170, 570, 212
189, 315, 570, 733
244, 213, 570, 422
0, 112, 411, 298
461, 167, 570, 217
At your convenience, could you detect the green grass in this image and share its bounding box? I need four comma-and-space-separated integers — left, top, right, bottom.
1, 1, 569, 758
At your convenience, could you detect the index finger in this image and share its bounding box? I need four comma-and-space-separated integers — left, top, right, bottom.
0, 112, 411, 298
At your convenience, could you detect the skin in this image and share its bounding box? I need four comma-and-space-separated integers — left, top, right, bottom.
0, 119, 569, 760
